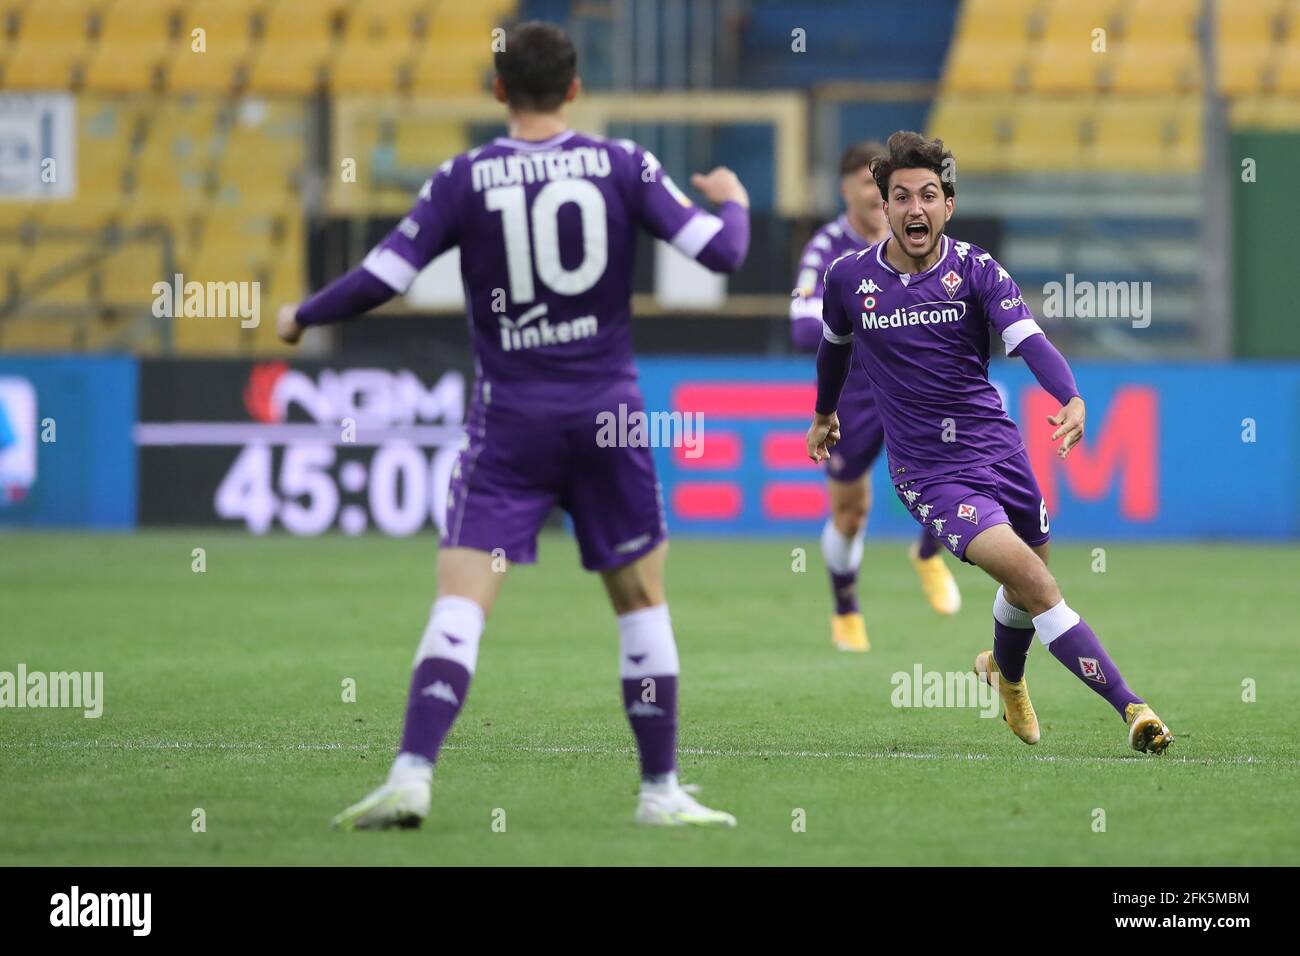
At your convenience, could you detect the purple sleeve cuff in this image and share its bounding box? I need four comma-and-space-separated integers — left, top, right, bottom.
791, 316, 823, 352
1014, 332, 1079, 406
295, 265, 398, 327
815, 336, 852, 415
694, 201, 750, 273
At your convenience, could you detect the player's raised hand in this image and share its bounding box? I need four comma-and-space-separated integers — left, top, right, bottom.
807, 411, 841, 463
276, 303, 304, 345
1047, 396, 1086, 458
690, 167, 750, 208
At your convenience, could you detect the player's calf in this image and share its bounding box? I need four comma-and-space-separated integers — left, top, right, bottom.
966, 525, 1171, 752
824, 478, 870, 648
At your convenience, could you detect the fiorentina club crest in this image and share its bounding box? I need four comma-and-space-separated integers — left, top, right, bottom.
957, 503, 979, 524
941, 269, 962, 298
1078, 657, 1108, 684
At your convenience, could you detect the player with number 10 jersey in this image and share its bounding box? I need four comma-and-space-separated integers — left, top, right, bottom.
277, 21, 750, 829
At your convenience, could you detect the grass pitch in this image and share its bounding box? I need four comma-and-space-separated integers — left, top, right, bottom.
2, 530, 1297, 866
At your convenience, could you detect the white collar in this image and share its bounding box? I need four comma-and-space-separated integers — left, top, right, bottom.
493, 130, 576, 151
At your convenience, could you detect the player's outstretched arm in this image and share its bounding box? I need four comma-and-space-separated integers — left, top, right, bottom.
275, 266, 398, 345
1014, 332, 1085, 458
807, 336, 850, 462
683, 167, 750, 274
807, 251, 855, 461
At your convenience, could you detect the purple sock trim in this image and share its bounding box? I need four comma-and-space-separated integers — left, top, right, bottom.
1047, 619, 1143, 717
916, 529, 940, 560
398, 657, 471, 763
622, 674, 677, 778
830, 569, 859, 616
993, 621, 1034, 683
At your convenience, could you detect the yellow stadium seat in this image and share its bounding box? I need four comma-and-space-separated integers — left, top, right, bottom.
1005, 99, 1096, 172
1092, 98, 1201, 173
1275, 43, 1300, 93
1218, 43, 1276, 96
1029, 42, 1106, 93
167, 1, 257, 93
926, 96, 1014, 173
83, 1, 176, 93
0, 317, 80, 351
1231, 94, 1300, 129
942, 41, 1028, 94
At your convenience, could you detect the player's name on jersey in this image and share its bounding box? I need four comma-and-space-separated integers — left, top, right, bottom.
471, 146, 613, 192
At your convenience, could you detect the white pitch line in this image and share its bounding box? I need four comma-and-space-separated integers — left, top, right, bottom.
0, 738, 1289, 767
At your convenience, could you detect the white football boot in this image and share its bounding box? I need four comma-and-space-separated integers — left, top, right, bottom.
635, 776, 737, 828
332, 756, 432, 830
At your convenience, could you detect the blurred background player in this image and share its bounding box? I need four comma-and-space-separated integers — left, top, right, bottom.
790, 141, 961, 653
808, 131, 1173, 754
276, 22, 751, 828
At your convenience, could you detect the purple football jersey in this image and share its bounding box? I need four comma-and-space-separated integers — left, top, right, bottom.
822, 235, 1044, 482
362, 129, 731, 414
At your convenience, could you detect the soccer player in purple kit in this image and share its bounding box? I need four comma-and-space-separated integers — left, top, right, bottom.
790, 141, 961, 653
275, 22, 749, 827
806, 131, 1173, 754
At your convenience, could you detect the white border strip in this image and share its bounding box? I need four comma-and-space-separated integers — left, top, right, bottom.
133, 422, 465, 447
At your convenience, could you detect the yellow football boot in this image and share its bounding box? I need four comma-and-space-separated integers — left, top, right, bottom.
1125, 703, 1174, 754
908, 544, 962, 615
831, 613, 870, 652
975, 650, 1040, 744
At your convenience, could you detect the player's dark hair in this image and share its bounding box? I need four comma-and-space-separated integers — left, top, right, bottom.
870, 130, 955, 199
494, 21, 577, 112
839, 140, 885, 177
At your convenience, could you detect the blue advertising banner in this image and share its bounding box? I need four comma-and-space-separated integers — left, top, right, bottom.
0, 356, 137, 528
635, 359, 1300, 541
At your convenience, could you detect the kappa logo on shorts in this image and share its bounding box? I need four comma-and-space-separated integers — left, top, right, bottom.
1078, 657, 1107, 684
931, 517, 946, 534
903, 489, 920, 504
916, 503, 932, 518
957, 503, 979, 524
946, 533, 962, 551
614, 533, 653, 554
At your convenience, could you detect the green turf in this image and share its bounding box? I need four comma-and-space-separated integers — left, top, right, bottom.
2, 530, 1297, 866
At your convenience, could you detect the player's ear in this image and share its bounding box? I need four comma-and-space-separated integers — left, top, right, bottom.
839, 175, 852, 206
565, 76, 581, 102
492, 75, 509, 104
944, 196, 954, 221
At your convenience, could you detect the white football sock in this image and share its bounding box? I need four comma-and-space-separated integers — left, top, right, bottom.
616, 603, 680, 679
412, 594, 485, 672
1032, 599, 1081, 646
821, 519, 865, 575
993, 586, 1035, 630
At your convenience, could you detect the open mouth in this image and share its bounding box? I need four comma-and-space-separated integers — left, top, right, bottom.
904, 221, 930, 245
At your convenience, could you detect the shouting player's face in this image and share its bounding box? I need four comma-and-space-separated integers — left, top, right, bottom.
884, 167, 954, 262
840, 166, 887, 243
